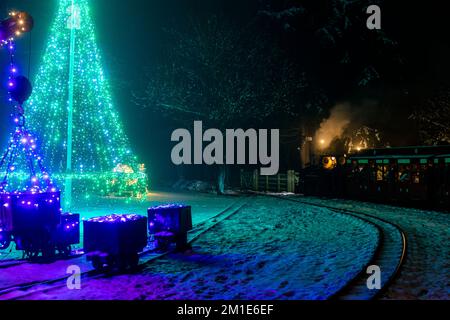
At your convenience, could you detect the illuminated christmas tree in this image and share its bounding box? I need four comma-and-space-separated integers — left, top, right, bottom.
26, 0, 147, 208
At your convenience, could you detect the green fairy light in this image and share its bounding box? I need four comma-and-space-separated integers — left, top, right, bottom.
26, 0, 147, 208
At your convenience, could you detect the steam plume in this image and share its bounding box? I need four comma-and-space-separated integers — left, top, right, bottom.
315, 104, 351, 150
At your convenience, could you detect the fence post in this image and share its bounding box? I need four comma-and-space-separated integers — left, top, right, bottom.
277, 174, 281, 192
253, 170, 259, 191
287, 170, 294, 193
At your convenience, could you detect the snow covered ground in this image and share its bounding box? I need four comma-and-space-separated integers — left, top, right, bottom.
1, 192, 446, 300
71, 190, 239, 224
12, 196, 380, 300
282, 195, 450, 300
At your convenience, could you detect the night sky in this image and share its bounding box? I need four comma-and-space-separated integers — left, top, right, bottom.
1, 0, 449, 184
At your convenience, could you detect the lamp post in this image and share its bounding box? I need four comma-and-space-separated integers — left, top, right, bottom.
64, 0, 79, 210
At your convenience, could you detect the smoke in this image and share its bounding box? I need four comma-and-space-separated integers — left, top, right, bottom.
314, 101, 387, 153
315, 103, 352, 150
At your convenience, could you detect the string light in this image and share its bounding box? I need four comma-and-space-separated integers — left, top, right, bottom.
0, 36, 55, 194
0, 11, 33, 44
26, 0, 147, 201
0, 126, 56, 193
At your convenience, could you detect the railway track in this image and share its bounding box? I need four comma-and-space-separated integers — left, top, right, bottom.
264, 193, 407, 300
0, 194, 406, 300
0, 197, 250, 300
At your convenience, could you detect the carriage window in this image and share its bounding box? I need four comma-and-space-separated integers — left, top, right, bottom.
357, 160, 368, 174
370, 162, 377, 181
376, 167, 383, 181
412, 164, 420, 184
383, 165, 390, 180
398, 165, 411, 182
376, 165, 385, 181
359, 165, 368, 174
351, 162, 359, 174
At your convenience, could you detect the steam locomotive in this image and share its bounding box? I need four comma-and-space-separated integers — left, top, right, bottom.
301, 145, 450, 210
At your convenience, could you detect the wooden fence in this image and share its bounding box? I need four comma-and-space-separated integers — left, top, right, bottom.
240, 170, 298, 193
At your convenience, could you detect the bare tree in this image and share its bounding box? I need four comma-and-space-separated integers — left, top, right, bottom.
344, 126, 383, 153
258, 0, 399, 90
135, 15, 306, 193
411, 89, 450, 144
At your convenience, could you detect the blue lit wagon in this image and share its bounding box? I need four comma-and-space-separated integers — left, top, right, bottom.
0, 191, 80, 258
84, 214, 148, 271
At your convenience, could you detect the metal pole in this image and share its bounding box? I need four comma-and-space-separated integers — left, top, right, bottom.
65, 0, 76, 210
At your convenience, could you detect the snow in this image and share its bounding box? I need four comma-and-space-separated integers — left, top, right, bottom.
72, 190, 238, 225
1, 192, 446, 300
281, 195, 450, 300
10, 196, 380, 300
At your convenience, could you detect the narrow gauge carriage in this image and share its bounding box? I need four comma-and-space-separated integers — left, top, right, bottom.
301, 146, 450, 210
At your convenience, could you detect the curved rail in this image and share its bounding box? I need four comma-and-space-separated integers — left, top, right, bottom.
262, 193, 407, 300
0, 194, 406, 300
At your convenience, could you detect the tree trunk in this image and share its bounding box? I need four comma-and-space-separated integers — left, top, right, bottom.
217, 165, 226, 195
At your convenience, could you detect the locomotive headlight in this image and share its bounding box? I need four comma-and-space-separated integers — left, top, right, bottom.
322, 156, 337, 170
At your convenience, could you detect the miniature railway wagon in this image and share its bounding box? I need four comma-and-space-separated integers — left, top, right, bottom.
57, 213, 81, 255
84, 214, 148, 270
148, 204, 193, 252
0, 191, 80, 258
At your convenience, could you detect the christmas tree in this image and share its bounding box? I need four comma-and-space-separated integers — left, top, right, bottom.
26, 0, 147, 208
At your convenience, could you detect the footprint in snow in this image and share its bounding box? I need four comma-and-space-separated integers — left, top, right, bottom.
257, 261, 267, 269
283, 290, 296, 297
215, 275, 228, 283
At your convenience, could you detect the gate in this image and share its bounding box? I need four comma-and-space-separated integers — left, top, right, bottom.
240, 170, 298, 193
